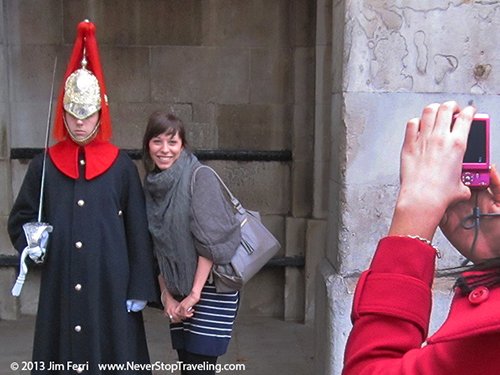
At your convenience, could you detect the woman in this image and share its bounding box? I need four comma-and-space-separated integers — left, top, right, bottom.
142, 112, 241, 374
8, 21, 158, 374
342, 101, 500, 374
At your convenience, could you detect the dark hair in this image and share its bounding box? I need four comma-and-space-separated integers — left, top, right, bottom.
142, 111, 188, 172
453, 257, 500, 295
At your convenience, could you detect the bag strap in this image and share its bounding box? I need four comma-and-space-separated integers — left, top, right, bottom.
191, 165, 245, 214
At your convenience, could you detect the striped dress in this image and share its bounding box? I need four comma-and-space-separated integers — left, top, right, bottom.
170, 284, 239, 357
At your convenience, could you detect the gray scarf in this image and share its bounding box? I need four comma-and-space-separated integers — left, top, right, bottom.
144, 150, 201, 296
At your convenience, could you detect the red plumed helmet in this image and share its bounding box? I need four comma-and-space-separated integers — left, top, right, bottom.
53, 20, 112, 142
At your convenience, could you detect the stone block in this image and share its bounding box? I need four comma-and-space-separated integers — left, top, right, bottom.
0, 215, 16, 256
205, 0, 287, 47
331, 1, 346, 92
9, 101, 52, 148
0, 47, 7, 103
286, 218, 306, 257
238, 268, 284, 318
0, 101, 7, 158
292, 159, 313, 218
100, 47, 150, 103
293, 47, 315, 105
110, 102, 193, 149
0, 269, 19, 320
63, 0, 203, 46
151, 47, 250, 104
8, 45, 62, 103
0, 1, 3, 44
284, 267, 305, 322
216, 104, 291, 150
305, 219, 327, 324
316, 0, 333, 46
10, 160, 29, 199
5, 0, 61, 45
344, 2, 500, 94
315, 45, 332, 104
289, 0, 315, 47
249, 48, 292, 105
0, 160, 12, 216
19, 269, 40, 316
284, 218, 306, 321
260, 214, 285, 258
206, 160, 290, 215
313, 103, 331, 220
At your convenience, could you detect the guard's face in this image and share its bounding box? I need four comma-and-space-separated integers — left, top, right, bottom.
64, 112, 100, 143
149, 132, 184, 170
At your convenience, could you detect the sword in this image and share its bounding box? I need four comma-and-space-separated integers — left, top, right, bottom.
12, 57, 57, 297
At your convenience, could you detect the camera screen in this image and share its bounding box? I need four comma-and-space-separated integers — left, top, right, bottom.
463, 119, 487, 164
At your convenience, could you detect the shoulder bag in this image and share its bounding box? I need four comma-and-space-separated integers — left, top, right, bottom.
191, 166, 281, 292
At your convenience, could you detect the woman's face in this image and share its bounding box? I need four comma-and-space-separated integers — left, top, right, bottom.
64, 111, 100, 143
148, 132, 184, 170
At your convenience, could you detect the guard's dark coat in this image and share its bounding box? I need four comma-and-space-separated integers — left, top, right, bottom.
8, 150, 159, 374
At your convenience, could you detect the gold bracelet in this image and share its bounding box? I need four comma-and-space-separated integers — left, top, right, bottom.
403, 235, 441, 258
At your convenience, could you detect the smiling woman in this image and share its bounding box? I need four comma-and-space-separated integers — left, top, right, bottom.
148, 132, 183, 170
142, 111, 241, 375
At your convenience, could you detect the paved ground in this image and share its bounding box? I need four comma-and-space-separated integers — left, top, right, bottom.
0, 308, 315, 374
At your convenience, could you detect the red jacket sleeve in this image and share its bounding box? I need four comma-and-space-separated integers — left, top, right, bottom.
342, 236, 437, 375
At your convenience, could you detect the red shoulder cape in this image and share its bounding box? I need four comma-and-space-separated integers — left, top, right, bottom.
48, 139, 119, 180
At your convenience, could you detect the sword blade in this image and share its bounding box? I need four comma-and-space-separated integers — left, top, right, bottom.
38, 57, 58, 222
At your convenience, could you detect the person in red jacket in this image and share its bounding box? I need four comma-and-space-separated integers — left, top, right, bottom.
342, 101, 500, 375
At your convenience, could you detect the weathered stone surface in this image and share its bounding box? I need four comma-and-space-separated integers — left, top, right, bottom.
8, 46, 63, 103
0, 160, 12, 215
250, 48, 292, 105
238, 268, 284, 318
110, 102, 193, 149
344, 2, 500, 94
204, 160, 290, 216
216, 104, 291, 150
204, 0, 288, 48
151, 47, 250, 104
63, 0, 203, 46
100, 47, 150, 103
5, 0, 61, 45
0, 269, 19, 320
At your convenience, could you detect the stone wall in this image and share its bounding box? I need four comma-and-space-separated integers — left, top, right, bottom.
1, 0, 319, 322
316, 1, 500, 374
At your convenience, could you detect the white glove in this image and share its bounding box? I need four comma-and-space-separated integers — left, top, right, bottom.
27, 229, 50, 264
27, 246, 45, 264
126, 299, 147, 312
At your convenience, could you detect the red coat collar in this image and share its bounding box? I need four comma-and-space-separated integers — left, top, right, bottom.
48, 139, 119, 180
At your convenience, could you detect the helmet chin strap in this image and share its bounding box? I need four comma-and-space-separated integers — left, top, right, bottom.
63, 115, 101, 146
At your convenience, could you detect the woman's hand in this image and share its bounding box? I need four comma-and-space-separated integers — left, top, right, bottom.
161, 289, 181, 323
440, 165, 500, 262
175, 291, 200, 319
389, 102, 475, 241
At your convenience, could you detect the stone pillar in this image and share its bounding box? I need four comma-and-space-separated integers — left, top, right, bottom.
316, 1, 500, 374
0, 0, 19, 320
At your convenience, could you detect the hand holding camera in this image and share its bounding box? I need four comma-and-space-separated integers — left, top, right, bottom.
389, 101, 475, 241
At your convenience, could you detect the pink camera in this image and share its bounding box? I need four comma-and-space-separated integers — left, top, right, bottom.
461, 114, 490, 189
